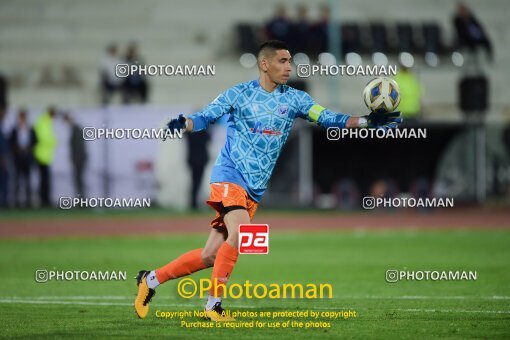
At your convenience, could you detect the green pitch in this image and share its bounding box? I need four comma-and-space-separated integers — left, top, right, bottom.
1, 229, 509, 338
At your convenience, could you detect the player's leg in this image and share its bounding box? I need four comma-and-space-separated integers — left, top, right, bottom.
134, 228, 225, 319
202, 227, 228, 267
204, 208, 250, 321
154, 227, 226, 283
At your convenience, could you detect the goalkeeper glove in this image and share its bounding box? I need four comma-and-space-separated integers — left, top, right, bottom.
162, 114, 187, 141
360, 111, 403, 131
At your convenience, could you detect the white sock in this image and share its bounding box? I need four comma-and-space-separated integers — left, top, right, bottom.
145, 270, 160, 289
205, 295, 222, 310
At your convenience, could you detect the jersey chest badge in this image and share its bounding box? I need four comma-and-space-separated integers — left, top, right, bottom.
277, 104, 289, 116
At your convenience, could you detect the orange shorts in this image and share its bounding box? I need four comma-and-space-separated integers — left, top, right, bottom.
206, 182, 258, 229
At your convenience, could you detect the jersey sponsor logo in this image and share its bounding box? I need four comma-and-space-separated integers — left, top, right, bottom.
239, 224, 269, 254
250, 122, 282, 136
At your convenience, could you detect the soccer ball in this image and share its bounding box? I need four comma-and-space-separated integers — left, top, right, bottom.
363, 77, 400, 113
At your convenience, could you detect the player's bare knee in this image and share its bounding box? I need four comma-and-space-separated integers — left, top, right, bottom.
226, 232, 239, 249
201, 249, 216, 267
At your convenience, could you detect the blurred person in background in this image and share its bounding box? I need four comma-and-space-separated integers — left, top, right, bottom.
9, 109, 36, 208
122, 42, 149, 104
311, 4, 331, 57
265, 4, 291, 42
370, 179, 398, 201
33, 107, 57, 207
0, 109, 8, 209
0, 75, 6, 112
333, 178, 360, 211
393, 66, 423, 124
290, 4, 311, 54
63, 113, 87, 197
504, 126, 510, 196
186, 129, 210, 210
100, 43, 124, 105
453, 3, 493, 61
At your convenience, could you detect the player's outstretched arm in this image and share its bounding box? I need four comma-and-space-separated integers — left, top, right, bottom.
311, 106, 402, 131
297, 91, 402, 130
307, 106, 403, 131
162, 86, 237, 141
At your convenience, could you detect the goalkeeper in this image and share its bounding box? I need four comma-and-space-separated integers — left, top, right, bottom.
135, 40, 402, 321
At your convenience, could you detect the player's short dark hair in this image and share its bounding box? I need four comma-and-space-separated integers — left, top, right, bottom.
257, 40, 289, 62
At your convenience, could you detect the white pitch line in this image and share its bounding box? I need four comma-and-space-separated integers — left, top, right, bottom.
360, 295, 510, 300
397, 308, 510, 314
0, 299, 132, 306
8, 296, 131, 300
0, 299, 199, 308
0, 299, 509, 314
3, 295, 510, 301
0, 299, 250, 309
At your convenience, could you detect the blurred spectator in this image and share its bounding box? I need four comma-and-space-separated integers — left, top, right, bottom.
9, 109, 36, 208
311, 4, 331, 56
63, 114, 87, 197
265, 4, 291, 42
100, 44, 124, 105
0, 109, 8, 208
504, 126, 510, 196
393, 66, 423, 123
333, 178, 360, 210
186, 129, 210, 210
370, 179, 398, 199
410, 178, 431, 212
290, 4, 311, 54
34, 107, 57, 207
122, 43, 149, 104
504, 125, 510, 155
453, 3, 493, 61
0, 74, 7, 110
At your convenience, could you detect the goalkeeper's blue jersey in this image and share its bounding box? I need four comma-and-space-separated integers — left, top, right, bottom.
188, 79, 349, 202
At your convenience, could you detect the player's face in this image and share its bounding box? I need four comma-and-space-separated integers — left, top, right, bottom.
265, 49, 292, 85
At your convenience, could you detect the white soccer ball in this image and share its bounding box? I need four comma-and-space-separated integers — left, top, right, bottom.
363, 77, 401, 113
